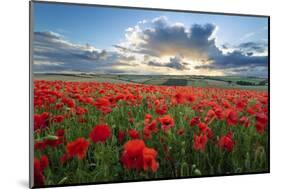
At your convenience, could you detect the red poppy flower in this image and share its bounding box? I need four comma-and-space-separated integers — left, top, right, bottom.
204, 127, 213, 138
172, 93, 186, 105
190, 116, 200, 127
40, 155, 49, 170
115, 93, 126, 101
34, 158, 45, 186
55, 129, 65, 137
155, 104, 168, 115
61, 97, 75, 108
198, 122, 207, 131
143, 147, 158, 172
128, 129, 140, 139
239, 116, 250, 128
222, 100, 231, 108
89, 124, 112, 143
193, 134, 208, 152
129, 117, 135, 124
144, 113, 152, 124
219, 132, 235, 151
99, 106, 112, 114
207, 109, 216, 118
118, 130, 126, 143
145, 120, 158, 133
255, 122, 267, 134
187, 94, 196, 102
55, 102, 64, 110
93, 97, 111, 107
34, 155, 49, 186
34, 112, 49, 131
66, 137, 89, 159
256, 113, 268, 125
51, 115, 64, 123
76, 106, 88, 115
159, 115, 175, 132
143, 127, 152, 139
205, 109, 216, 123
121, 139, 145, 170
226, 110, 238, 126
60, 153, 69, 165
93, 97, 112, 114
34, 140, 46, 151
214, 107, 224, 120
236, 100, 246, 110
255, 113, 268, 134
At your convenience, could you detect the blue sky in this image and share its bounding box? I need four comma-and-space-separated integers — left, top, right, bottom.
33, 2, 268, 76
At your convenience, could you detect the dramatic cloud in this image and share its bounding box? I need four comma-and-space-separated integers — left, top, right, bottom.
33, 16, 268, 76
147, 56, 189, 70
33, 31, 123, 73
118, 16, 268, 76
120, 16, 217, 60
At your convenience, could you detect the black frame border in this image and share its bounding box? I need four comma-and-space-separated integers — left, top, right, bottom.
29, 0, 270, 188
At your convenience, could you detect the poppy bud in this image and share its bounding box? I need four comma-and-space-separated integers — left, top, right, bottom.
180, 162, 189, 176
45, 135, 59, 140
194, 168, 202, 176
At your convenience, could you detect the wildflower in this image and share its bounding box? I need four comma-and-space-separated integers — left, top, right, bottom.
66, 137, 89, 159
118, 130, 126, 143
121, 139, 145, 170
190, 116, 200, 127
158, 115, 175, 132
143, 147, 158, 172
219, 132, 235, 151
34, 112, 49, 131
128, 129, 139, 139
34, 155, 49, 186
226, 110, 238, 126
155, 104, 168, 115
254, 113, 268, 134
89, 124, 112, 143
193, 134, 208, 152
239, 116, 250, 128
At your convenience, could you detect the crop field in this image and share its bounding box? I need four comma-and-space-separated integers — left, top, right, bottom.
33, 79, 268, 186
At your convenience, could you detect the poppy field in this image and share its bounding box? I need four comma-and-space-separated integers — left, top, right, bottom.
33, 80, 269, 187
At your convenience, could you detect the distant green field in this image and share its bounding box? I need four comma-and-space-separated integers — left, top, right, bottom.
33, 74, 268, 90
33, 74, 132, 84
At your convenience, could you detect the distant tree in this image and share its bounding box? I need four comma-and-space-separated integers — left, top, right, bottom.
258, 80, 268, 86
236, 81, 256, 86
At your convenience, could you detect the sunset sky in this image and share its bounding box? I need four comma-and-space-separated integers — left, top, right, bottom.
33, 2, 269, 76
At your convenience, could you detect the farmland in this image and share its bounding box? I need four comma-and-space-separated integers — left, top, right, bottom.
34, 73, 268, 90
33, 78, 268, 187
